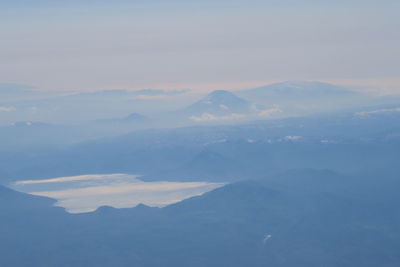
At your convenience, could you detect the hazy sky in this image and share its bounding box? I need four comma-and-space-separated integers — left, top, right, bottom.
1, 0, 399, 93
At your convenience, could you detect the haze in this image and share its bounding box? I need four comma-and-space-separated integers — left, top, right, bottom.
1, 0, 399, 93
1, 1, 400, 266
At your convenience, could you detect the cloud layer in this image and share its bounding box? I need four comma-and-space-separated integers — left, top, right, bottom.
0, 107, 16, 112
13, 174, 225, 213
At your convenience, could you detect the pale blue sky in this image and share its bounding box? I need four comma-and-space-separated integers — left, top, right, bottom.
1, 0, 399, 93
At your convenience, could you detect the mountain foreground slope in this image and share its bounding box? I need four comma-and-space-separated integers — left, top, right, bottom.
1, 170, 399, 267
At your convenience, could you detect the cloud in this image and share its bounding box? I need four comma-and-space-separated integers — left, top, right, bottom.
15, 173, 139, 185
130, 94, 171, 100
219, 104, 229, 110
189, 107, 282, 122
189, 113, 246, 122
31, 181, 223, 198
257, 107, 282, 117
320, 139, 336, 144
355, 107, 400, 117
284, 136, 302, 141
14, 174, 225, 213
0, 106, 16, 112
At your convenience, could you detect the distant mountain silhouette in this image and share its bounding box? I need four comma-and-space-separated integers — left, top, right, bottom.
12, 121, 53, 128
184, 90, 253, 116
236, 81, 371, 115
121, 112, 148, 122
238, 81, 358, 98
97, 112, 149, 124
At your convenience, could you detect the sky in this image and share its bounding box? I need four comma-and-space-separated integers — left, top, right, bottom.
1, 0, 399, 93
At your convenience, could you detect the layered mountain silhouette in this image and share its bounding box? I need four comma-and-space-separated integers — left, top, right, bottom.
4, 103, 400, 183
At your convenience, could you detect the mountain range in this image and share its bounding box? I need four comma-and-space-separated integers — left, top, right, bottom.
1, 169, 399, 267
0, 84, 399, 266
0, 81, 385, 127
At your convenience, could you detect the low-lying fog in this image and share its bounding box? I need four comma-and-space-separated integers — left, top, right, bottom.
11, 174, 225, 213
